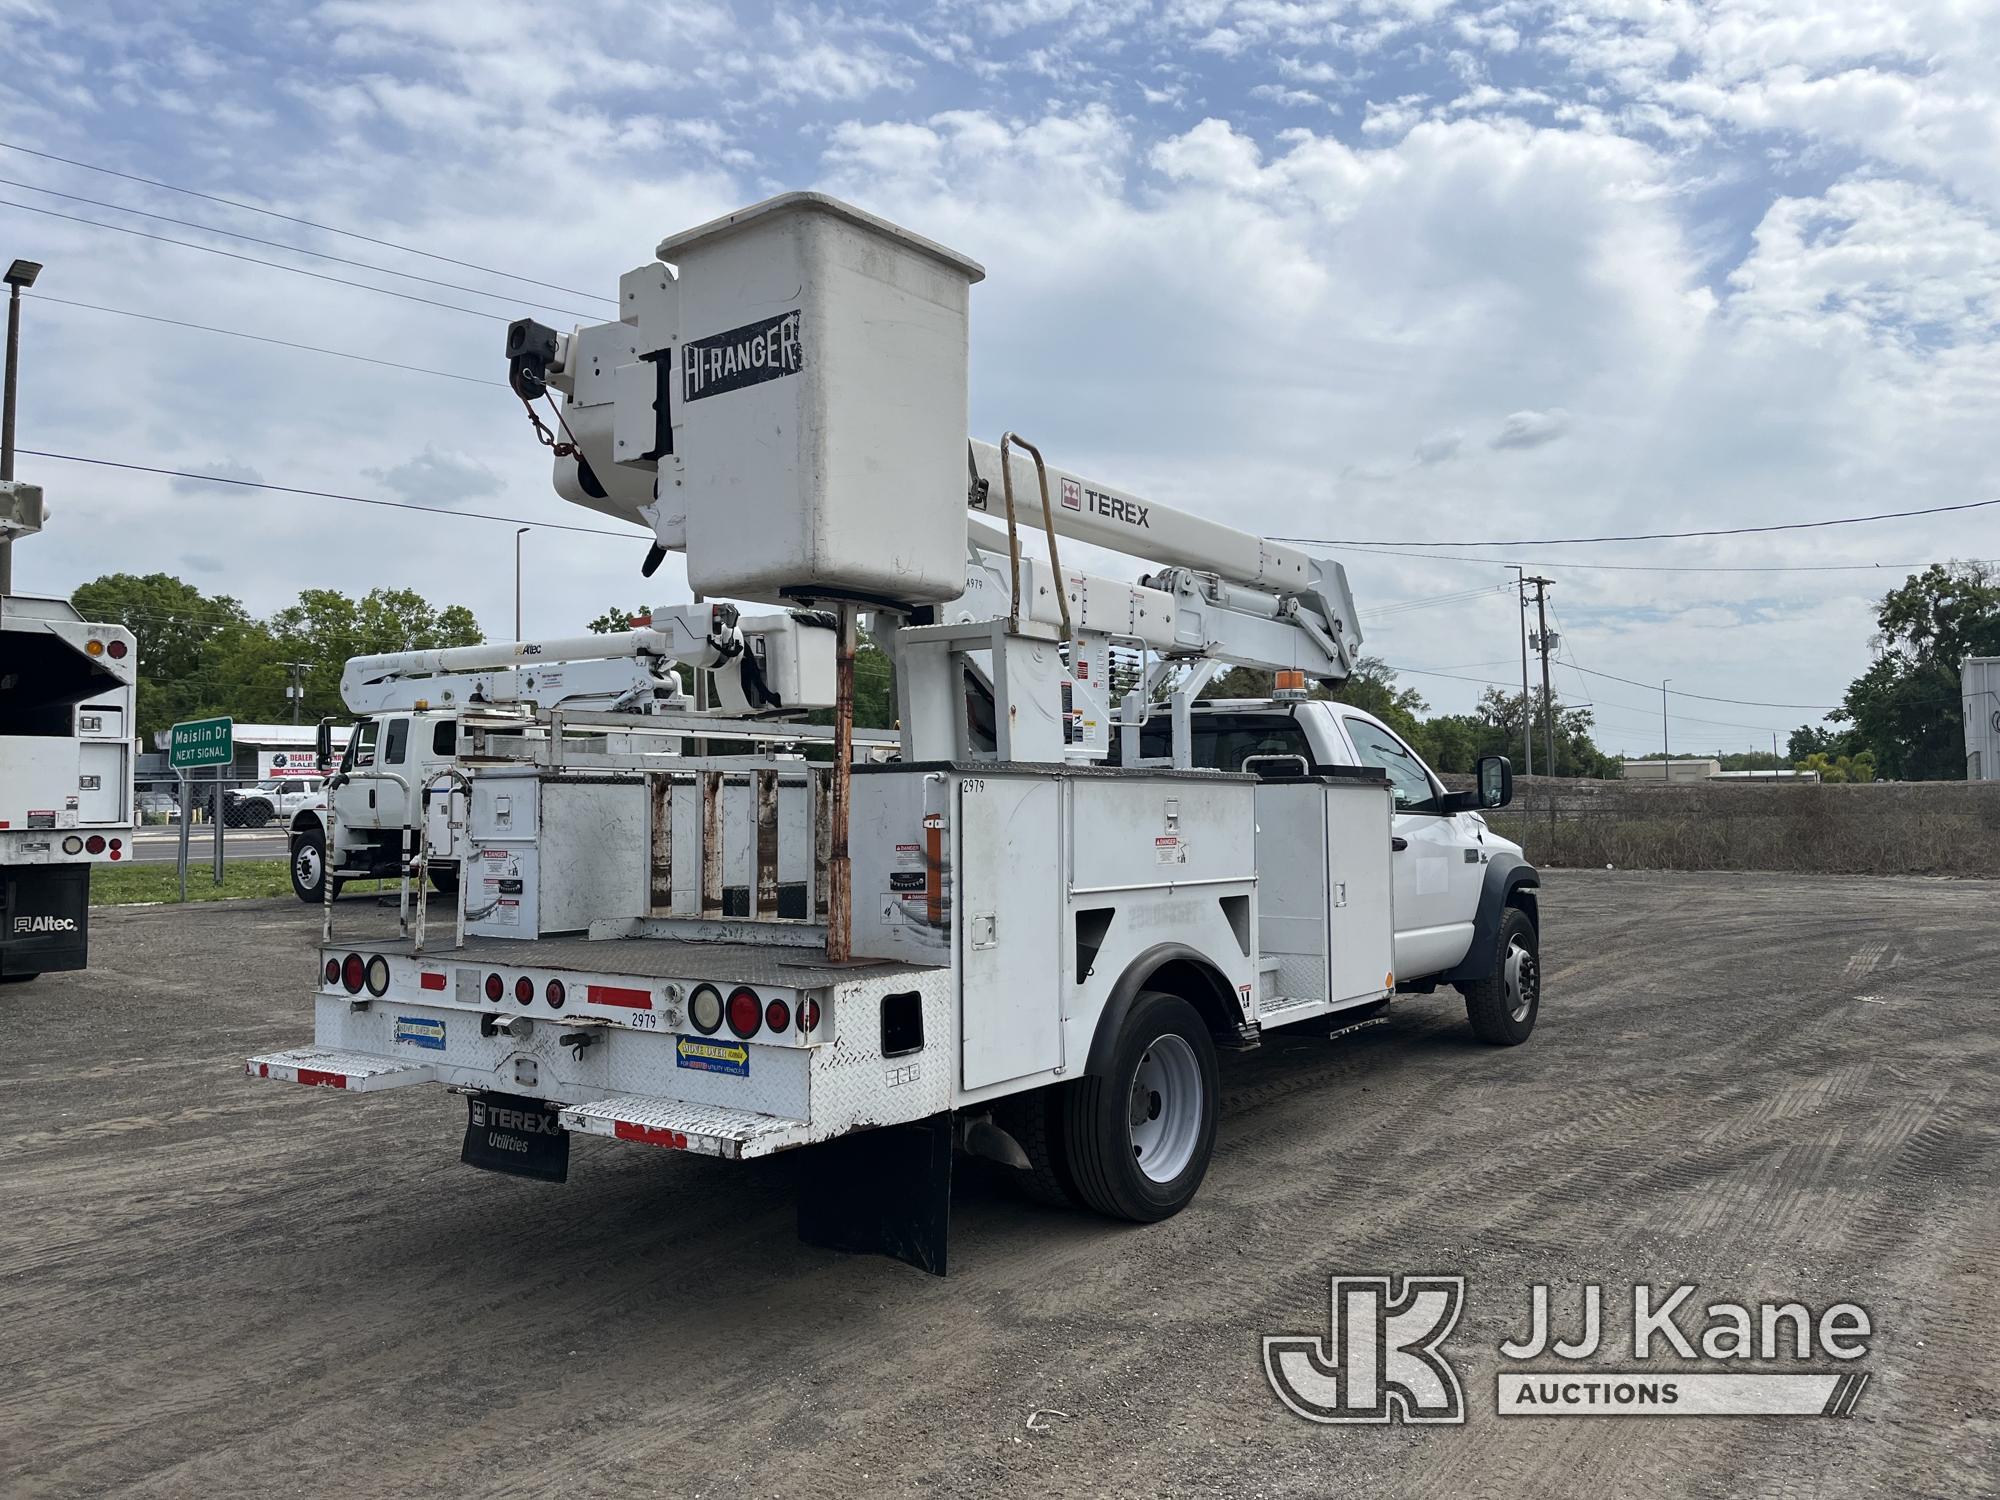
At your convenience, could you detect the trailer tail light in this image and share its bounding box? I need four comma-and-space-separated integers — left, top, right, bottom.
109, 849, 121, 860
484, 973, 505, 1003
764, 997, 790, 1034
689, 984, 723, 1035
85, 639, 104, 656
107, 639, 129, 659
109, 839, 121, 852
726, 987, 761, 1040
85, 835, 105, 854
325, 958, 341, 985
365, 955, 391, 996
62, 836, 84, 855
419, 971, 447, 991
798, 997, 821, 1035
545, 979, 566, 1009
341, 953, 366, 994
514, 976, 534, 1005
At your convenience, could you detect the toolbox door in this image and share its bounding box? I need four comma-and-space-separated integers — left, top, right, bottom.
957, 776, 1062, 1091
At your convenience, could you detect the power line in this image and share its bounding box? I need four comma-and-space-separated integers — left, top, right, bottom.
1387, 663, 1804, 734
28, 293, 502, 386
1325, 542, 1980, 575
1275, 493, 2000, 548
20, 450, 642, 540
0, 175, 598, 320
0, 138, 614, 304
0, 197, 508, 321
1568, 663, 1839, 712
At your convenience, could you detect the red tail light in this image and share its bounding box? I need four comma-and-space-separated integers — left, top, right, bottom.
324, 958, 341, 985
341, 954, 365, 993
764, 997, 790, 1034
726, 986, 761, 1039
545, 979, 566, 1009
418, 971, 447, 991
798, 997, 821, 1034
107, 639, 128, 659
484, 973, 504, 1002
84, 835, 105, 854
514, 976, 534, 1005
109, 839, 122, 852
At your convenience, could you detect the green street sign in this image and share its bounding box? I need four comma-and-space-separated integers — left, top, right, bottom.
168, 715, 234, 771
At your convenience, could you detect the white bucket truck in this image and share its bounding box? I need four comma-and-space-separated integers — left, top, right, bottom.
250, 196, 1538, 1271
1, 480, 137, 983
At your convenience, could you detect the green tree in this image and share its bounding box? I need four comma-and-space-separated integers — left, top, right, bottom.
268, 587, 483, 722
587, 605, 649, 633
1836, 562, 2000, 780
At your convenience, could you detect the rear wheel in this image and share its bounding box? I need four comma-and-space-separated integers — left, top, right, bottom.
994, 1085, 1081, 1207
1061, 991, 1218, 1223
241, 803, 272, 828
428, 864, 458, 896
1459, 905, 1539, 1045
290, 828, 328, 904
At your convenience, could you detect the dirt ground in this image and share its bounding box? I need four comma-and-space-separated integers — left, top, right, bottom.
3, 871, 1996, 1498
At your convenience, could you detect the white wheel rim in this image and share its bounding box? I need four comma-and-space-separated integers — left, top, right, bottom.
1503, 939, 1538, 1023
1128, 1033, 1203, 1183
296, 845, 322, 888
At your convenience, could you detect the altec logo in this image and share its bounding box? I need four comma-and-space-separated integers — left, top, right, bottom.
13, 915, 79, 934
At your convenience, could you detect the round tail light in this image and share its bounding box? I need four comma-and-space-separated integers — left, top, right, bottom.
514, 976, 535, 1005
798, 997, 821, 1034
62, 835, 83, 855
341, 953, 365, 993
764, 997, 791, 1034
107, 639, 129, 659
109, 839, 121, 852
726, 986, 761, 1040
689, 984, 723, 1035
365, 955, 391, 996
484, 973, 505, 1002
324, 958, 341, 985
545, 979, 566, 1009
108, 849, 122, 860
84, 835, 105, 854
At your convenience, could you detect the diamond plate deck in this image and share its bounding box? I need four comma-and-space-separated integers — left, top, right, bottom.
246, 1047, 436, 1092
559, 1095, 806, 1159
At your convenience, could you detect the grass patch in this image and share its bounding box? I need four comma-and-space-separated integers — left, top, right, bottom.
90, 859, 390, 906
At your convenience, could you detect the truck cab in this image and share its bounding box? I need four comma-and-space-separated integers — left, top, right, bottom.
1115, 697, 1528, 988
288, 709, 464, 903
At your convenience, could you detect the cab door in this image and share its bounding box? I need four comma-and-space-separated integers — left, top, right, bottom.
1334, 712, 1474, 979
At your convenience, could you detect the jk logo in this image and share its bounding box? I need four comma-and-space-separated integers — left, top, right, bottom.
1263, 1276, 1466, 1424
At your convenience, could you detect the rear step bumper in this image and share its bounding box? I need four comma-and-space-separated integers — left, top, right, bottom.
246, 1053, 805, 1160
246, 1048, 437, 1092
559, 1096, 805, 1160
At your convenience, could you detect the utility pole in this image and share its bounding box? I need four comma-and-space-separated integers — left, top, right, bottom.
515, 526, 531, 639
280, 660, 310, 725
1510, 565, 1532, 777
1661, 678, 1671, 777
1527, 576, 1556, 779
1, 257, 43, 595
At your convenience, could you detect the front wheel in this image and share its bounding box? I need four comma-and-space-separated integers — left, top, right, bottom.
1458, 905, 1539, 1045
241, 803, 272, 828
1061, 991, 1218, 1222
290, 828, 329, 904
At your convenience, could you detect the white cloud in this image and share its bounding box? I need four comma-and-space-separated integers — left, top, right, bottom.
1489, 408, 1572, 449
364, 446, 505, 506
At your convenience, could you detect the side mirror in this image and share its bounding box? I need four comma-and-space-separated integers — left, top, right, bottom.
314, 716, 334, 772
1478, 755, 1513, 809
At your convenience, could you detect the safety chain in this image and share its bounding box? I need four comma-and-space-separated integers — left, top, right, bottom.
519, 394, 577, 457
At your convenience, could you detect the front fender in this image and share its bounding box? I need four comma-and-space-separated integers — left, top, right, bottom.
1440, 853, 1539, 986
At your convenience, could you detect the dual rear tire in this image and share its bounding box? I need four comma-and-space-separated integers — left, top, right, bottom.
1001, 990, 1219, 1223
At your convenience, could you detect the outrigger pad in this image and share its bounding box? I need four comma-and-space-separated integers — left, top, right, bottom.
796, 1111, 953, 1276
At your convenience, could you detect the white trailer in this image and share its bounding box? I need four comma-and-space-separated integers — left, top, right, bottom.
1, 481, 138, 982
251, 196, 1538, 1271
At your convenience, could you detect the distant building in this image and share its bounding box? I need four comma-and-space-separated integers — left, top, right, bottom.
1967, 657, 2000, 781
1709, 769, 1821, 784
1621, 758, 1722, 783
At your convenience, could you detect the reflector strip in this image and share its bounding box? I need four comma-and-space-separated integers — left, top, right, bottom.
614, 1120, 690, 1150
419, 971, 448, 991
295, 1068, 348, 1089
587, 984, 653, 1010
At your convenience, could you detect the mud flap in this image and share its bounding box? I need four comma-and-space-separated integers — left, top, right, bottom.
795, 1111, 953, 1276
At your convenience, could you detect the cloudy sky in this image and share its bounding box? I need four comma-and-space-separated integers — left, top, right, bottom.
2, 0, 1996, 754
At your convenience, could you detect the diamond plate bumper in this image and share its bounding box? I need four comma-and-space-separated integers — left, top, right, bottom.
558, 1095, 806, 1160
246, 1048, 437, 1092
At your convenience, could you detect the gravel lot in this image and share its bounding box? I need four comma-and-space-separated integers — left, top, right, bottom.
3, 871, 1995, 1497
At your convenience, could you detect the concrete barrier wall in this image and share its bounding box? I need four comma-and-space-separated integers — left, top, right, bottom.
1449, 776, 2000, 876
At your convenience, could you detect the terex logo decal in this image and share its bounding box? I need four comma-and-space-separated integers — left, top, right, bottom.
13, 915, 80, 934
1083, 487, 1148, 529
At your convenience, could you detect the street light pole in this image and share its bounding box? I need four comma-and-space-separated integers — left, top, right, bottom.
1, 257, 44, 595
1661, 678, 1671, 781
514, 526, 530, 639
